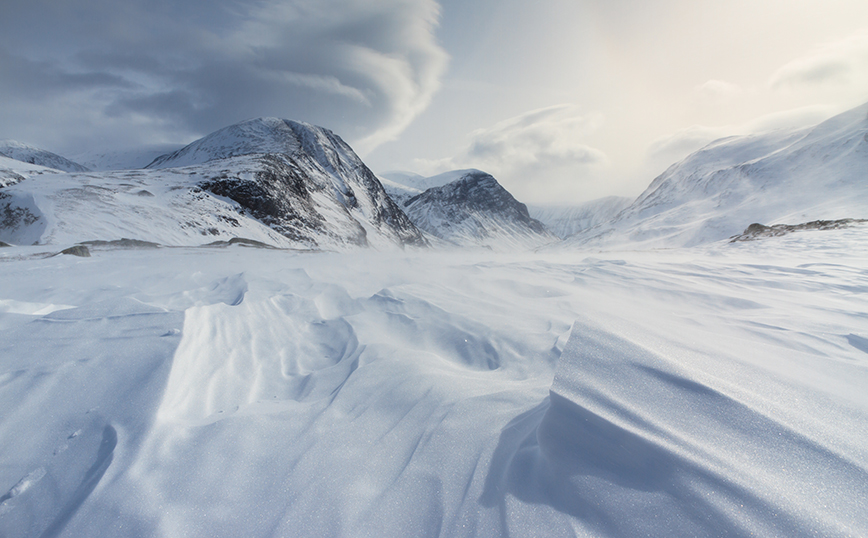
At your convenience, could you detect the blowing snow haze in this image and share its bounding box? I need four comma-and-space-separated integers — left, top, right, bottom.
2, 2, 868, 538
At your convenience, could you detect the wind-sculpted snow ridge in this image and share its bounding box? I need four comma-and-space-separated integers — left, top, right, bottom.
493, 318, 868, 536
398, 170, 556, 250
1, 225, 866, 537
0, 119, 426, 249
0, 140, 89, 173
567, 100, 868, 249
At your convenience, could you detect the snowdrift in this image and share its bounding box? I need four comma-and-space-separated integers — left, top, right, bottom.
1, 227, 867, 537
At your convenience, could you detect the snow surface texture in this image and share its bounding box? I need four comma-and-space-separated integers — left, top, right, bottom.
568, 103, 868, 248
0, 140, 89, 173
0, 119, 426, 250
1, 227, 867, 537
528, 196, 632, 239
386, 169, 555, 250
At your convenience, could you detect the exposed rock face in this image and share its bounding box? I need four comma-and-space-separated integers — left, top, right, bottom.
730, 219, 868, 242
149, 118, 427, 249
59, 245, 91, 257
0, 118, 426, 249
401, 170, 554, 249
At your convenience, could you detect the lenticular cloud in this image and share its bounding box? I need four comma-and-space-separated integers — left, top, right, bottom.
0, 0, 449, 155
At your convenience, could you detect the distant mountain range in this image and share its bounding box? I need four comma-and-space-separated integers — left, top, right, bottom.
2, 101, 867, 250
386, 169, 556, 249
528, 197, 632, 239
0, 119, 426, 249
0, 140, 89, 173
565, 102, 868, 248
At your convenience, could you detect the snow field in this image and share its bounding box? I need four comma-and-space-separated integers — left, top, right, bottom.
1, 229, 867, 536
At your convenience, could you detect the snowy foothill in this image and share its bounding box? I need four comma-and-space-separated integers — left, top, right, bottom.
0, 141, 89, 174
1, 225, 867, 537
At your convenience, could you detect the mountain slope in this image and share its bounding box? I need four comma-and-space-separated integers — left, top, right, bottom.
567, 102, 868, 249
379, 169, 480, 205
0, 140, 89, 173
399, 170, 555, 249
149, 118, 426, 249
0, 119, 427, 249
0, 156, 62, 188
529, 196, 632, 239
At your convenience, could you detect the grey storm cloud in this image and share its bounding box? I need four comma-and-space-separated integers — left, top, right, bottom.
0, 0, 448, 154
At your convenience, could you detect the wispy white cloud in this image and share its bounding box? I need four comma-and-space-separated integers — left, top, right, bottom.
694, 79, 744, 102
645, 104, 841, 171
770, 31, 868, 91
649, 31, 868, 173
414, 105, 608, 204
646, 125, 731, 169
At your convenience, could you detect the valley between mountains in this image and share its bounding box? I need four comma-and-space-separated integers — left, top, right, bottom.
1, 103, 867, 537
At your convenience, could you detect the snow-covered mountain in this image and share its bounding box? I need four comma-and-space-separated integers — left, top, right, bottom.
148, 118, 427, 249
529, 196, 632, 239
146, 117, 333, 169
568, 102, 868, 249
71, 144, 183, 171
379, 169, 480, 205
0, 118, 427, 249
397, 169, 555, 249
3, 111, 868, 538
0, 140, 89, 173
0, 156, 62, 188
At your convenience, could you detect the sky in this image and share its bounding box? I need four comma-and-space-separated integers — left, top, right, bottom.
1, 0, 867, 204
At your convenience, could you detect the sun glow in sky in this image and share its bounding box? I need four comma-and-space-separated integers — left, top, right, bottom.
2, 0, 867, 203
